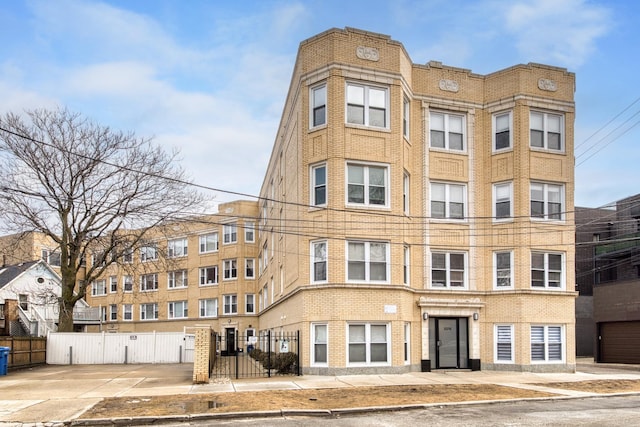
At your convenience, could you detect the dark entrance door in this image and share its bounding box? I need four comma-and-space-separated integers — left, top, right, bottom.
429, 317, 469, 369
224, 327, 236, 356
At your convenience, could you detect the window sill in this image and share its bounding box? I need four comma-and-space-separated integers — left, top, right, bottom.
345, 123, 391, 133
429, 147, 468, 155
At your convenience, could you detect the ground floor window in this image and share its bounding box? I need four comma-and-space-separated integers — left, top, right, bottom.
347, 323, 389, 365
531, 325, 563, 362
311, 323, 328, 366
495, 324, 514, 363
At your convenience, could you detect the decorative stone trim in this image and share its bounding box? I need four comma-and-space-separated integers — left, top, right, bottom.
538, 78, 557, 92
356, 46, 379, 62
439, 79, 459, 93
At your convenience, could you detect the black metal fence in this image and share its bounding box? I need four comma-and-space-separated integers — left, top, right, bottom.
212, 330, 300, 379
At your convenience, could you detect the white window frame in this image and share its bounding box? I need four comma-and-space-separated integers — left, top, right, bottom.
199, 298, 218, 318
403, 96, 410, 139
404, 322, 410, 365
244, 221, 255, 243
109, 304, 117, 321
109, 275, 117, 293
122, 248, 133, 263
199, 266, 218, 286
494, 251, 514, 289
245, 294, 255, 314
168, 270, 188, 289
167, 238, 188, 258
403, 245, 410, 286
223, 294, 238, 315
311, 323, 328, 366
346, 323, 390, 366
123, 275, 133, 293
140, 303, 158, 321
223, 223, 237, 244
345, 82, 389, 129
311, 240, 328, 283
168, 301, 188, 319
495, 324, 514, 363
531, 325, 564, 363
430, 111, 466, 151
493, 182, 513, 221
199, 232, 219, 253
100, 306, 107, 322
123, 304, 132, 321
245, 259, 255, 279
530, 111, 564, 151
91, 279, 107, 296
430, 251, 467, 289
311, 163, 327, 207
493, 111, 512, 151
223, 259, 237, 280
140, 245, 158, 262
403, 172, 410, 215
140, 273, 158, 292
310, 83, 327, 128
531, 182, 565, 221
346, 240, 390, 283
430, 182, 466, 220
346, 162, 389, 208
531, 251, 565, 290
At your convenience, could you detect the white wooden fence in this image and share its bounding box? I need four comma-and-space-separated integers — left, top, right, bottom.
46, 332, 195, 364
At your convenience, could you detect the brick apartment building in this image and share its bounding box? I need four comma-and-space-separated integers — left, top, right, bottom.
3, 28, 577, 374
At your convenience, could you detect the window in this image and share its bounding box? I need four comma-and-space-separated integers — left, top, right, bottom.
262, 285, 268, 309
92, 251, 106, 267
245, 294, 255, 314
140, 273, 158, 291
199, 232, 219, 253
244, 221, 255, 243
168, 270, 188, 289
223, 223, 237, 244
101, 307, 107, 322
431, 252, 466, 288
109, 304, 117, 321
109, 276, 117, 293
310, 84, 326, 127
311, 163, 327, 206
347, 241, 389, 283
531, 325, 563, 362
431, 182, 465, 220
530, 111, 563, 151
122, 248, 133, 263
223, 259, 237, 280
140, 245, 158, 262
167, 238, 188, 258
312, 324, 328, 365
531, 182, 564, 220
311, 241, 327, 283
223, 294, 237, 315
494, 251, 513, 289
41, 249, 61, 266
403, 246, 410, 286
531, 252, 564, 289
140, 303, 158, 320
263, 242, 268, 267
495, 325, 514, 363
403, 172, 410, 215
123, 275, 133, 292
91, 280, 106, 296
493, 111, 512, 151
123, 304, 132, 321
403, 96, 410, 139
493, 182, 513, 220
168, 301, 188, 319
404, 323, 410, 364
430, 111, 465, 151
346, 163, 388, 207
245, 259, 255, 279
346, 83, 388, 128
348, 323, 389, 365
199, 298, 217, 318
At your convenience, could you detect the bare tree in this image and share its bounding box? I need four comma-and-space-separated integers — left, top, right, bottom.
0, 107, 205, 331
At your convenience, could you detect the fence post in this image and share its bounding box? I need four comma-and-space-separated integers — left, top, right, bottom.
235, 332, 239, 380
267, 330, 271, 378
69, 346, 72, 365
296, 330, 301, 376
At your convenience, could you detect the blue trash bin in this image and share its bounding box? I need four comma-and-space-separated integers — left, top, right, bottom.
0, 347, 10, 376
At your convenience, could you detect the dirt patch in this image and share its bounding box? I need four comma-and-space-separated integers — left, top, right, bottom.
540, 379, 640, 394
80, 384, 553, 418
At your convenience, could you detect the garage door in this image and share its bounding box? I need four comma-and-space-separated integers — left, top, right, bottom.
599, 321, 640, 364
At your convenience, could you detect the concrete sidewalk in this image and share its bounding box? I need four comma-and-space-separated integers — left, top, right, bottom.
1, 358, 639, 425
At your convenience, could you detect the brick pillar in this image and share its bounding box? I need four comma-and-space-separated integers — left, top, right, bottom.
193, 325, 212, 384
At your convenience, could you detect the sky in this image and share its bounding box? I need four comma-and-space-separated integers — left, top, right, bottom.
0, 0, 638, 210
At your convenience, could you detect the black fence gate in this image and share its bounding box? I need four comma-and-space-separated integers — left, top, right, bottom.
212, 330, 300, 379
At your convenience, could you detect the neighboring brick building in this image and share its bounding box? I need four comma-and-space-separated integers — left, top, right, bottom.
255, 28, 576, 374
576, 194, 640, 363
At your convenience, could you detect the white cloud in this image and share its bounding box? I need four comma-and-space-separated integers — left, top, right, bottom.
504, 0, 612, 68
